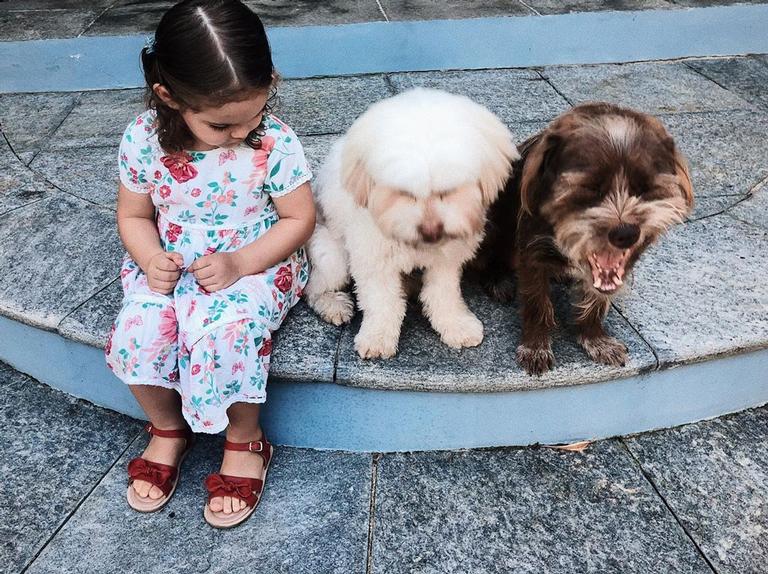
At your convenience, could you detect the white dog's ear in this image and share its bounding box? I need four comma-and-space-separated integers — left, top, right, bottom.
478, 160, 513, 206
343, 159, 373, 208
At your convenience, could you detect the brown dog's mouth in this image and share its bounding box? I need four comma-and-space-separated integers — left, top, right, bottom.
588, 250, 629, 293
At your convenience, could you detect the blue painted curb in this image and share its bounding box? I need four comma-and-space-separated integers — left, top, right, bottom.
1, 5, 768, 93
2, 314, 767, 452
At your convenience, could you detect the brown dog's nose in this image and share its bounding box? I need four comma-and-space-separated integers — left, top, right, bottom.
418, 221, 444, 243
608, 223, 640, 249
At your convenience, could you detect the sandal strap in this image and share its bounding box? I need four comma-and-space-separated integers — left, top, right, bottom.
145, 423, 192, 440
128, 457, 178, 497
223, 435, 272, 466
204, 473, 264, 508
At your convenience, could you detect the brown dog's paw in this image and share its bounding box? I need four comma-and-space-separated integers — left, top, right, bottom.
516, 344, 555, 376
484, 276, 516, 303
579, 335, 628, 366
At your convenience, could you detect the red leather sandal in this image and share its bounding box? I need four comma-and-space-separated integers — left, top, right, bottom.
126, 423, 194, 513
203, 435, 273, 529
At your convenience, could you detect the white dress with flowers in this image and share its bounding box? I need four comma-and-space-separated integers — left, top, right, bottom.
105, 110, 311, 433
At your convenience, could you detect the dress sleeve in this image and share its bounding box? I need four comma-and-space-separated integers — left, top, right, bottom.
262, 122, 313, 198
118, 115, 155, 194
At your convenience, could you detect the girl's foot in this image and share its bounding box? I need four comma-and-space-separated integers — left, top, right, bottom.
209, 428, 266, 515
131, 425, 190, 501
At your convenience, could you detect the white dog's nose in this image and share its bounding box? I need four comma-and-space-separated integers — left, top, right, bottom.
418, 221, 444, 243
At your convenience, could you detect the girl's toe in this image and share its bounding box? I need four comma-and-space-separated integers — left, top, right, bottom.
134, 480, 150, 498
209, 496, 223, 512
149, 485, 164, 500
223, 496, 233, 514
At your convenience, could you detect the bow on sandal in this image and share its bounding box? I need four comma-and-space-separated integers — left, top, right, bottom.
203, 435, 273, 529
126, 423, 194, 513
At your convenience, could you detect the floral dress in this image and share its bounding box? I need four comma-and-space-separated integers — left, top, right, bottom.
105, 110, 311, 433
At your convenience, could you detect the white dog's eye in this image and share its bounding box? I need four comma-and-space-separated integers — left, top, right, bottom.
397, 190, 417, 203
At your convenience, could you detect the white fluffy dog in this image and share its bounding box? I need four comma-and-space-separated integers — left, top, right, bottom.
305, 88, 519, 359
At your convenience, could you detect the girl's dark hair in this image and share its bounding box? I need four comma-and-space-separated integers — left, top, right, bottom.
141, 0, 275, 153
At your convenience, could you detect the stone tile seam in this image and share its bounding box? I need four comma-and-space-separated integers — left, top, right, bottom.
55, 274, 121, 334
516, 0, 542, 16
534, 69, 575, 106
0, 195, 49, 220
689, 173, 768, 224
365, 453, 382, 574
20, 429, 145, 574
331, 322, 346, 385
374, 0, 390, 23
618, 439, 721, 574
76, 0, 121, 39
24, 92, 82, 166
611, 302, 661, 371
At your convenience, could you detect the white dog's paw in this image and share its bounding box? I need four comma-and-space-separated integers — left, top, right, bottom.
354, 328, 399, 360
311, 291, 354, 326
437, 313, 484, 349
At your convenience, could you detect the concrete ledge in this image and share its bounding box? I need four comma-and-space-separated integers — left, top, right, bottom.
2, 4, 768, 93
3, 313, 768, 451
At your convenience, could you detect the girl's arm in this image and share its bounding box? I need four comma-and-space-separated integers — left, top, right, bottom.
117, 183, 183, 294
188, 182, 316, 291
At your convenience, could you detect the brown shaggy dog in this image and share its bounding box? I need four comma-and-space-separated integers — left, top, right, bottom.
475, 102, 693, 375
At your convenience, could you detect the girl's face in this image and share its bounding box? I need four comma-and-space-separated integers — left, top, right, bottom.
157, 85, 271, 151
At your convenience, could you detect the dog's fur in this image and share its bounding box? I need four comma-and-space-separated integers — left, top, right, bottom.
474, 102, 693, 375
306, 88, 518, 359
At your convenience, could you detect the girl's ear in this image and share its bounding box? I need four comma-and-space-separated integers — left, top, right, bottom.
153, 83, 180, 110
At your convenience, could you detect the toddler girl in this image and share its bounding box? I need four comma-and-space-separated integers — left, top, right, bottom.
105, 0, 315, 528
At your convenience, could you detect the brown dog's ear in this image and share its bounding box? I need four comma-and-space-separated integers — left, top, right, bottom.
342, 159, 373, 208
673, 148, 694, 210
519, 132, 560, 215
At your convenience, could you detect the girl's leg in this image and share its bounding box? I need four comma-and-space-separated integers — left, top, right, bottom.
130, 385, 189, 500
209, 402, 264, 515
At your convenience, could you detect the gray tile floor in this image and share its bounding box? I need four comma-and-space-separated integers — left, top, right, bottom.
0, 0, 758, 41
3, 360, 767, 574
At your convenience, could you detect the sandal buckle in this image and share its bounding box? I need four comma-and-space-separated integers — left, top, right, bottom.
248, 441, 263, 453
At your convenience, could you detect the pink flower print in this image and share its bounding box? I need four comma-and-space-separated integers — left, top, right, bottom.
251, 150, 269, 173
158, 185, 172, 200
244, 205, 260, 217
158, 306, 178, 344
274, 265, 293, 294
168, 370, 179, 382
105, 323, 116, 356
232, 361, 245, 374
160, 152, 198, 183
260, 135, 276, 152
154, 170, 162, 181
165, 222, 182, 243
203, 420, 214, 428
187, 298, 197, 318
191, 364, 201, 376
190, 187, 202, 198
204, 246, 217, 256
128, 167, 139, 185
258, 337, 273, 357
125, 315, 143, 330
136, 117, 144, 125
219, 149, 237, 165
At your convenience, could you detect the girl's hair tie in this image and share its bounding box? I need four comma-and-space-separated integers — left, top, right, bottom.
143, 36, 156, 55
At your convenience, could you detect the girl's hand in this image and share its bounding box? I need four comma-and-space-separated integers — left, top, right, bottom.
146, 251, 184, 294
188, 252, 243, 293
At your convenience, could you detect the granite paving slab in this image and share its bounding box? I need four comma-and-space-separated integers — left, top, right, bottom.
614, 214, 768, 365
80, 0, 173, 37
0, 92, 78, 164
0, 138, 55, 215
388, 69, 570, 125
0, 1, 113, 9
0, 194, 122, 330
379, 0, 531, 20
625, 406, 768, 574
47, 89, 145, 151
659, 109, 768, 219
728, 186, 768, 230
0, 8, 98, 41
335, 283, 656, 392
26, 435, 371, 574
271, 300, 343, 384
300, 133, 339, 178
372, 441, 710, 574
542, 61, 754, 115
30, 146, 119, 209
275, 75, 393, 136
0, 362, 142, 574
524, 0, 673, 13
245, 0, 385, 27
686, 56, 768, 113
57, 278, 122, 349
